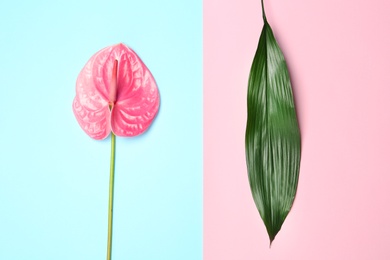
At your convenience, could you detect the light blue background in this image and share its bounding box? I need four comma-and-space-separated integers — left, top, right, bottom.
0, 0, 202, 259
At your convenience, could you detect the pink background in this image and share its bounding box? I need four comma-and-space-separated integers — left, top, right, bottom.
204, 0, 390, 259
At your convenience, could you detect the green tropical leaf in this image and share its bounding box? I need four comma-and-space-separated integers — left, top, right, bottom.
245, 1, 301, 245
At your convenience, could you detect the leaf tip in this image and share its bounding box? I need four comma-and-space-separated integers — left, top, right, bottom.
269, 235, 275, 248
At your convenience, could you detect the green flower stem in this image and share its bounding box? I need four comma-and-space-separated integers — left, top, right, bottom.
106, 132, 116, 260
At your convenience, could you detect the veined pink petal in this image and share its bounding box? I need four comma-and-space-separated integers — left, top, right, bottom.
73, 43, 159, 139
112, 68, 159, 137
73, 97, 111, 140
115, 44, 145, 102
73, 51, 111, 140
90, 46, 117, 102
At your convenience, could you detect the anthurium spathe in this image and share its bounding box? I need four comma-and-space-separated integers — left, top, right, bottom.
73, 43, 160, 140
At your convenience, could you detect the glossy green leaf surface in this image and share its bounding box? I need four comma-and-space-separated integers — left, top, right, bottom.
245, 5, 301, 244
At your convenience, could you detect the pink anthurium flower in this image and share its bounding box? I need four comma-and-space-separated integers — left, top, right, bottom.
72, 43, 159, 260
73, 43, 160, 140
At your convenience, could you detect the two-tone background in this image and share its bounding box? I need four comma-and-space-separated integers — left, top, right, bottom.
1, 0, 390, 259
